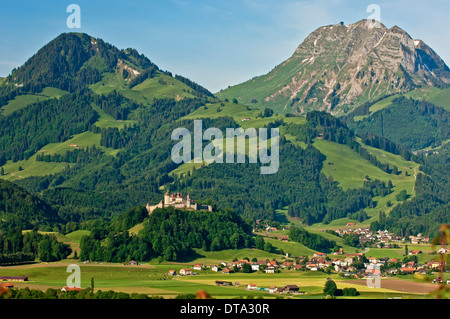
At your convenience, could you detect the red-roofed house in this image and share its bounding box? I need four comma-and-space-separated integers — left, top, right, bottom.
180, 268, 192, 275
61, 286, 81, 292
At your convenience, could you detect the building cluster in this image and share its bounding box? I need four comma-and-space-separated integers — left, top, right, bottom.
167, 245, 448, 281
334, 227, 429, 247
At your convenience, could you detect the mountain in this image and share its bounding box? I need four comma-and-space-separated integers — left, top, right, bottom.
218, 19, 450, 116
0, 32, 215, 111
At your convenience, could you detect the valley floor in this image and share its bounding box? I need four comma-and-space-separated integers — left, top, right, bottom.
0, 259, 445, 299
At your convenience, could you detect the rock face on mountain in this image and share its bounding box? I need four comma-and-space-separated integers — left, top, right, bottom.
219, 19, 450, 115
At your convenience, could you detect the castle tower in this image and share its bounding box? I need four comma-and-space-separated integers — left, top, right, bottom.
164, 191, 170, 206
186, 194, 191, 208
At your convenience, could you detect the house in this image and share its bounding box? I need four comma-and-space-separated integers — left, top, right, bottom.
180, 268, 192, 276
61, 286, 81, 292
268, 260, 279, 267
265, 226, 277, 233
313, 252, 326, 258
401, 267, 415, 274
278, 285, 300, 294
268, 286, 278, 293
193, 264, 204, 271
386, 268, 398, 275
438, 248, 449, 254
266, 266, 275, 274
409, 250, 422, 255
427, 261, 440, 269
211, 266, 219, 272
248, 283, 257, 290
281, 261, 292, 268
389, 258, 400, 263
343, 257, 354, 266
293, 264, 303, 270
168, 270, 176, 276
251, 262, 261, 271
127, 260, 138, 265
215, 281, 232, 286
222, 267, 232, 274
0, 276, 28, 282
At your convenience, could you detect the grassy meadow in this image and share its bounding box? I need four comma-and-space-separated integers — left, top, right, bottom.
0, 258, 440, 299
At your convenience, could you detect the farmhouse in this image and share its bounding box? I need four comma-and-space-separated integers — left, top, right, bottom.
401, 267, 415, 274
180, 268, 192, 276
248, 283, 257, 290
193, 264, 204, 270
265, 266, 275, 274
222, 267, 232, 274
278, 285, 300, 294
61, 286, 81, 292
251, 262, 261, 271
215, 281, 232, 286
0, 276, 28, 281
146, 192, 213, 214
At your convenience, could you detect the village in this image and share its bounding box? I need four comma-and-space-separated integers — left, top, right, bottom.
165, 224, 449, 294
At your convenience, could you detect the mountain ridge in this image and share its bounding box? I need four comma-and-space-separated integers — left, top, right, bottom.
218, 19, 450, 116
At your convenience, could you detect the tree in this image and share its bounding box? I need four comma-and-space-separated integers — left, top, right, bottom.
343, 287, 359, 296
242, 263, 252, 273
323, 279, 338, 296
396, 190, 408, 201
0, 167, 4, 176
264, 242, 273, 253
210, 237, 221, 251
255, 236, 265, 250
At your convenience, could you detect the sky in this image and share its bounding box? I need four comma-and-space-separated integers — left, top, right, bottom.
1, 0, 449, 93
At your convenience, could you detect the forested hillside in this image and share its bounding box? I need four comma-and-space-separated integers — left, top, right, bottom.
348, 97, 450, 150
370, 143, 450, 237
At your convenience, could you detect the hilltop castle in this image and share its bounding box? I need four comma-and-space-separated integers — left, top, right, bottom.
146, 192, 213, 214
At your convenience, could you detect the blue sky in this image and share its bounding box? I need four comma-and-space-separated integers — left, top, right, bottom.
1, 0, 449, 92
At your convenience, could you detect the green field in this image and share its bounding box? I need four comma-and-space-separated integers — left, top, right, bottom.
183, 101, 306, 130
2, 230, 443, 299
310, 138, 418, 223
0, 87, 68, 116
355, 87, 450, 121
0, 131, 120, 181
90, 72, 197, 105
0, 259, 439, 299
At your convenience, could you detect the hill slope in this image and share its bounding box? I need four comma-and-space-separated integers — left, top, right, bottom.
218, 19, 450, 116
